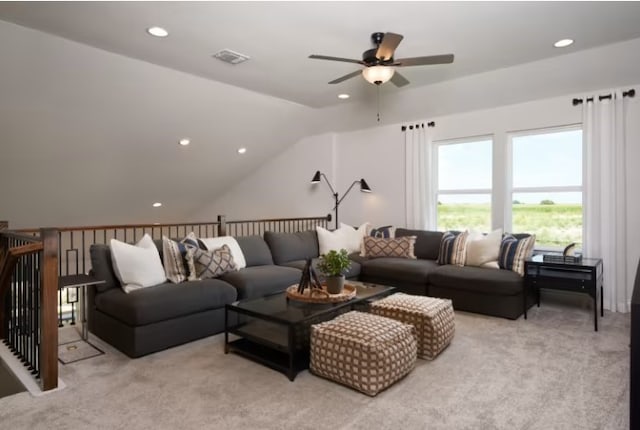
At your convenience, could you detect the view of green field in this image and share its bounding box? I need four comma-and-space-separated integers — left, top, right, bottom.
437, 203, 582, 248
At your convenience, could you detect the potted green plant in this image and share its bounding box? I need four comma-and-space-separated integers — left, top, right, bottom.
317, 249, 352, 294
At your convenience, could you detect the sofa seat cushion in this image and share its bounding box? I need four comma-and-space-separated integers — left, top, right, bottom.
95, 279, 237, 326
282, 258, 361, 280
220, 265, 302, 300
361, 258, 438, 285
429, 265, 523, 296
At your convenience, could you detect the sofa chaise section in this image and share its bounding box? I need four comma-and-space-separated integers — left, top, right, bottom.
88, 243, 237, 358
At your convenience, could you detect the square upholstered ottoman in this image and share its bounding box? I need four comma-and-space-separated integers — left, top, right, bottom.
310, 311, 417, 396
370, 293, 455, 360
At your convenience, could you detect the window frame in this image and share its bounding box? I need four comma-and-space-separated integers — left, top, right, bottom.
434, 135, 494, 231
506, 124, 583, 249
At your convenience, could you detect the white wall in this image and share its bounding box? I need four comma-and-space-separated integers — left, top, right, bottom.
191, 133, 336, 221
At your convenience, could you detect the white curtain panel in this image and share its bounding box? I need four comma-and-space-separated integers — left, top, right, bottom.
583, 91, 629, 312
404, 123, 435, 229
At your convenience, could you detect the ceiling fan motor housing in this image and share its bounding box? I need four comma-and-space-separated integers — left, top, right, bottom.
363, 32, 390, 65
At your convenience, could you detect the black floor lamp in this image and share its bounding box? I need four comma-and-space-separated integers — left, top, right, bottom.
310, 170, 372, 229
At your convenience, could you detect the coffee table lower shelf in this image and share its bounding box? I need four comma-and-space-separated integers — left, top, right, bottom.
225, 338, 309, 381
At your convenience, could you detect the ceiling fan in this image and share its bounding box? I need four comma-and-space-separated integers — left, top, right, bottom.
309, 32, 454, 87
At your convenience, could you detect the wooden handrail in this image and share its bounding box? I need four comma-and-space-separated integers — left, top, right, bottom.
0, 231, 40, 242
16, 220, 221, 234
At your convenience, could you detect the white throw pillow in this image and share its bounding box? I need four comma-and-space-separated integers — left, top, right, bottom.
339, 222, 371, 254
199, 236, 246, 270
466, 229, 503, 267
317, 222, 370, 255
316, 226, 348, 256
110, 234, 167, 294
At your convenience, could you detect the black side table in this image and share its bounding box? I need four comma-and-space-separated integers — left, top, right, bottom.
524, 255, 604, 331
58, 274, 105, 341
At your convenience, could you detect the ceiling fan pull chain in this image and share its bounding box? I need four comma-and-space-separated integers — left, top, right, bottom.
377, 85, 381, 122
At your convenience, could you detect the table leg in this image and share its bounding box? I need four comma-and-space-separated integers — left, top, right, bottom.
58, 289, 64, 327
594, 291, 598, 332
601, 285, 604, 317
224, 308, 229, 354
523, 281, 528, 320
81, 285, 88, 341
288, 325, 295, 381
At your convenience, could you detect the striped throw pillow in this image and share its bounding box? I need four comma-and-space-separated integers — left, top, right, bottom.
193, 245, 237, 279
162, 233, 202, 283
498, 234, 536, 276
437, 231, 470, 266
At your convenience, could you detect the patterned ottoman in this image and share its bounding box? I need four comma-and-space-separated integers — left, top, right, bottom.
310, 311, 417, 396
370, 293, 455, 360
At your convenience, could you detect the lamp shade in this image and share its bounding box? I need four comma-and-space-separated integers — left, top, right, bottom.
311, 171, 321, 183
362, 66, 395, 85
360, 179, 372, 193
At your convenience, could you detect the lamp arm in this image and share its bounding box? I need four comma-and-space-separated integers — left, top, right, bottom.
335, 180, 361, 208
320, 173, 337, 196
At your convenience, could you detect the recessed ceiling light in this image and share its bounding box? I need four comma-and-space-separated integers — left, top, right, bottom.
147, 27, 169, 38
179, 138, 190, 146
554, 39, 574, 48
338, 94, 350, 100
152, 202, 162, 208
237, 147, 247, 154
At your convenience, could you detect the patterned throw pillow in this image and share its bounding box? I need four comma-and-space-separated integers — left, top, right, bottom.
193, 245, 237, 279
437, 231, 470, 266
162, 233, 201, 283
498, 234, 536, 276
361, 236, 417, 259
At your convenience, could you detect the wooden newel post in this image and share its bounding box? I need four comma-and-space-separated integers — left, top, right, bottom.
217, 215, 227, 237
0, 221, 8, 339
0, 221, 8, 261
39, 228, 58, 391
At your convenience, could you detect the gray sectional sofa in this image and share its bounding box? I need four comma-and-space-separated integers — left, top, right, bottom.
88, 228, 533, 358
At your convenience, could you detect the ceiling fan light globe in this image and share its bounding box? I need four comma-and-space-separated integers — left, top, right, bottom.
362, 66, 395, 85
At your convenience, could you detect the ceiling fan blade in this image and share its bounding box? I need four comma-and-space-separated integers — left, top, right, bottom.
394, 54, 455, 67
376, 32, 403, 61
309, 54, 364, 65
390, 71, 410, 87
328, 70, 362, 84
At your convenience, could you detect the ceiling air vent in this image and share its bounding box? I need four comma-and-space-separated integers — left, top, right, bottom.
213, 49, 250, 65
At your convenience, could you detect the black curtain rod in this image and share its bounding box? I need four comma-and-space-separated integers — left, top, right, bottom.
401, 121, 435, 131
572, 88, 635, 106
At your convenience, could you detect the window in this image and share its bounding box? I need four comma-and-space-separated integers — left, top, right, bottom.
436, 137, 492, 232
510, 127, 582, 248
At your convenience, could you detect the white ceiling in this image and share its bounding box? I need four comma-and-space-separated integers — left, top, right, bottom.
2, 1, 640, 108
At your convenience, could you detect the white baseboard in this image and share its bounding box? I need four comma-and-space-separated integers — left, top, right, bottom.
0, 341, 65, 397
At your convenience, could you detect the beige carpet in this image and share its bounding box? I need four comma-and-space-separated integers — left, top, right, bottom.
0, 295, 630, 430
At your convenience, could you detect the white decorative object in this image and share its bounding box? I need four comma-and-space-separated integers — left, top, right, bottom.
316, 226, 347, 256
465, 229, 503, 267
316, 222, 370, 255
110, 234, 166, 293
199, 236, 246, 270
339, 222, 371, 254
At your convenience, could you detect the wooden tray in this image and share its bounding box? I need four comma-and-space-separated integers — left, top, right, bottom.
286, 283, 357, 303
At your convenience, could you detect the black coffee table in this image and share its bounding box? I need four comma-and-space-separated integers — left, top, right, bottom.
224, 281, 395, 381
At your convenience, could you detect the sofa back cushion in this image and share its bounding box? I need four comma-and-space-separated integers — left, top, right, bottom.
236, 235, 274, 267
395, 228, 443, 260
89, 244, 119, 293
264, 230, 319, 265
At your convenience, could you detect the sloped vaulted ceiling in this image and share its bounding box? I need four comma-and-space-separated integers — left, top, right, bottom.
2, 2, 640, 228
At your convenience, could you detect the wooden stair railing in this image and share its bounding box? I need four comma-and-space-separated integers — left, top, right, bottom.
0, 224, 59, 391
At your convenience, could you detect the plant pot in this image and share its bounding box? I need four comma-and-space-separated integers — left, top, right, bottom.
325, 275, 345, 295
